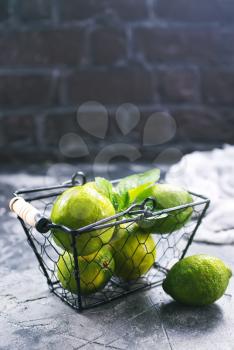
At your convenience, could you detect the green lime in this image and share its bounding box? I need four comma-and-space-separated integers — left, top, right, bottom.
57, 246, 115, 295
163, 254, 232, 306
110, 221, 139, 244
139, 184, 193, 234
51, 182, 115, 256
110, 223, 156, 281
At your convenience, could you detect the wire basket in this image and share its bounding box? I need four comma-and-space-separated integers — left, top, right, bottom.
10, 171, 210, 312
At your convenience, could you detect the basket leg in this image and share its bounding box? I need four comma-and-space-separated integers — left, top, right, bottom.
19, 217, 52, 286
180, 200, 210, 260
71, 235, 83, 311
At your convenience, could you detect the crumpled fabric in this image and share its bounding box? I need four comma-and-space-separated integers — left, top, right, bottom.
166, 144, 234, 244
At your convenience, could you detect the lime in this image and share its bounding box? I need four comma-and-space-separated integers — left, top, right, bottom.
110, 221, 139, 244
51, 182, 115, 256
57, 246, 115, 295
163, 254, 232, 306
139, 184, 193, 234
110, 223, 156, 281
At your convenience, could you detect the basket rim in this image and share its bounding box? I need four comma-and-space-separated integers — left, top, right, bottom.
13, 174, 210, 235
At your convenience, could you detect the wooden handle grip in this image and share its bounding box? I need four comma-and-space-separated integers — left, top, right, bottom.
9, 197, 41, 228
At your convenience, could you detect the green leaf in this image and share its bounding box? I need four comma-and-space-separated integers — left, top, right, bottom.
113, 191, 130, 211
128, 182, 155, 204
95, 177, 123, 211
116, 168, 160, 195
95, 177, 114, 202
95, 169, 160, 213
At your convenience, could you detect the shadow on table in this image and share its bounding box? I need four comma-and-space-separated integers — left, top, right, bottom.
159, 301, 223, 334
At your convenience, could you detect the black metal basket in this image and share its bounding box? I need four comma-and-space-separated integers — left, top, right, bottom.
10, 171, 210, 312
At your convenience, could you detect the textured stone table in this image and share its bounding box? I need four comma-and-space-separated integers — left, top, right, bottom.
0, 164, 233, 350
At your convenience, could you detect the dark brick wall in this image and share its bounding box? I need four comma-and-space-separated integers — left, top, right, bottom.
0, 0, 234, 163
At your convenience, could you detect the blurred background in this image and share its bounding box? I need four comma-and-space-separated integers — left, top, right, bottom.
0, 0, 234, 165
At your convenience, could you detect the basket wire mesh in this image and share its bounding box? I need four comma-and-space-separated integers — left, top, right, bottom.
14, 171, 210, 311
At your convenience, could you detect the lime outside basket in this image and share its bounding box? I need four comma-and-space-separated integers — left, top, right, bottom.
9, 171, 210, 312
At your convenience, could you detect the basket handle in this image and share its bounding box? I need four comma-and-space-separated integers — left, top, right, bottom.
9, 197, 49, 233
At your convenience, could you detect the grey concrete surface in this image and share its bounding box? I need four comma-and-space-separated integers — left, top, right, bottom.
0, 164, 233, 350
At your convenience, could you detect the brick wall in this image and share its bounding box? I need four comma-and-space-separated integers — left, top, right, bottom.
0, 0, 234, 163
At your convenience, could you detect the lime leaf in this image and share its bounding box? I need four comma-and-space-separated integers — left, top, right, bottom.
113, 191, 130, 211
116, 168, 160, 195
128, 182, 154, 204
95, 177, 113, 200
95, 169, 160, 213
95, 177, 122, 211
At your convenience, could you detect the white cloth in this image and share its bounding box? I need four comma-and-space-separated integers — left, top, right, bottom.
166, 145, 234, 244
